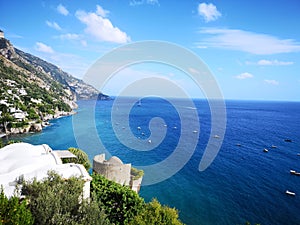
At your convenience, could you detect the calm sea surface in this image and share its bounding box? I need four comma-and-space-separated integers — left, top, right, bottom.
7, 99, 300, 225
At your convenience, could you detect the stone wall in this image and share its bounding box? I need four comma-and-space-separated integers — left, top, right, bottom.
93, 154, 131, 186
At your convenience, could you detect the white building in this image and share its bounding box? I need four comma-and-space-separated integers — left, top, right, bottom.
13, 111, 27, 120
19, 88, 27, 96
0, 143, 92, 198
0, 99, 9, 106
31, 98, 42, 104
0, 30, 4, 39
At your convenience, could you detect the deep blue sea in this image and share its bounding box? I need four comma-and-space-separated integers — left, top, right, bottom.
6, 99, 300, 225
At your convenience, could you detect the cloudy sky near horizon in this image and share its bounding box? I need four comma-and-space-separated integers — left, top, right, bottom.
1, 0, 300, 101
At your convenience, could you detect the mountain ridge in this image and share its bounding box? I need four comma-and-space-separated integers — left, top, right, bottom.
0, 38, 109, 100
0, 36, 108, 135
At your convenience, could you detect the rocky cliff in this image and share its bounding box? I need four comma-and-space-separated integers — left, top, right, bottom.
0, 38, 109, 100
0, 37, 109, 135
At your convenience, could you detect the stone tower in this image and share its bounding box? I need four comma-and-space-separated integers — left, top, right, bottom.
93, 154, 143, 193
93, 154, 131, 186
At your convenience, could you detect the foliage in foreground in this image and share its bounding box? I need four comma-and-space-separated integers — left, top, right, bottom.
91, 174, 184, 225
62, 147, 91, 170
0, 159, 184, 225
91, 173, 144, 225
0, 188, 33, 225
21, 171, 109, 225
129, 198, 184, 225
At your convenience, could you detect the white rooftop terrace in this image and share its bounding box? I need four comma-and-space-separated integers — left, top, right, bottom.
0, 143, 91, 198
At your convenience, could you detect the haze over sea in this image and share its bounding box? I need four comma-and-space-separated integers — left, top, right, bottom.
9, 98, 300, 225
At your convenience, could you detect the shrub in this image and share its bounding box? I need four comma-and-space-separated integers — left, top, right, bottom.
0, 188, 34, 225
62, 147, 91, 170
91, 173, 144, 225
130, 167, 144, 180
21, 171, 109, 225
128, 198, 184, 225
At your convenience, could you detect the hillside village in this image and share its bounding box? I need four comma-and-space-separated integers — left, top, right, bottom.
0, 31, 108, 135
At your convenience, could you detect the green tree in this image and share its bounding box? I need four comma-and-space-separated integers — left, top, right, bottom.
91, 174, 144, 225
62, 147, 91, 171
128, 198, 184, 225
0, 188, 34, 225
26, 108, 39, 120
0, 112, 14, 133
21, 171, 109, 225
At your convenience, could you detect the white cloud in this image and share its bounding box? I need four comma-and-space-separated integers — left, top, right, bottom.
57, 4, 69, 16
257, 59, 294, 66
35, 42, 54, 54
130, 0, 160, 6
246, 59, 294, 66
46, 21, 62, 31
198, 28, 300, 54
198, 3, 221, 22
235, 72, 253, 79
264, 79, 279, 85
96, 5, 109, 17
57, 33, 80, 40
56, 33, 88, 47
75, 6, 130, 44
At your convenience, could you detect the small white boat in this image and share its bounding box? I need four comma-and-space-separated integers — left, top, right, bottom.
236, 143, 242, 147
214, 135, 220, 138
286, 190, 296, 196
148, 139, 152, 143
163, 124, 167, 127
193, 130, 198, 133
271, 145, 277, 148
263, 148, 269, 153
137, 126, 141, 130
290, 170, 300, 176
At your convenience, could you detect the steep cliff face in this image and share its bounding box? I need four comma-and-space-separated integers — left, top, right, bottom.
0, 37, 108, 100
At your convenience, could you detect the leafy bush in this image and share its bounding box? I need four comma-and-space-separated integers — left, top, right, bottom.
91, 173, 144, 225
130, 167, 144, 180
129, 198, 184, 225
62, 147, 91, 170
10, 121, 29, 128
0, 188, 34, 225
21, 171, 109, 225
26, 108, 39, 120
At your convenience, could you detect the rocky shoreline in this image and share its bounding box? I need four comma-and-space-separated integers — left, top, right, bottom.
0, 110, 77, 137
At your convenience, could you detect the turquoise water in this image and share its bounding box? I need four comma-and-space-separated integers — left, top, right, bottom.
7, 99, 300, 225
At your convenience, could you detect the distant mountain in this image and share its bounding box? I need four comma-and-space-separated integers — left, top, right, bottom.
0, 38, 109, 100
0, 36, 109, 135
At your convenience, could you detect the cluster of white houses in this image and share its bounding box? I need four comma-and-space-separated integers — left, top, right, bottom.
0, 79, 31, 121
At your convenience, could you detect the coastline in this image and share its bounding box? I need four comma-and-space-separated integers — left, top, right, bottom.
0, 109, 77, 138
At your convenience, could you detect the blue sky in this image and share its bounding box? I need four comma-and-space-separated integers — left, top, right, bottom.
1, 0, 300, 101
